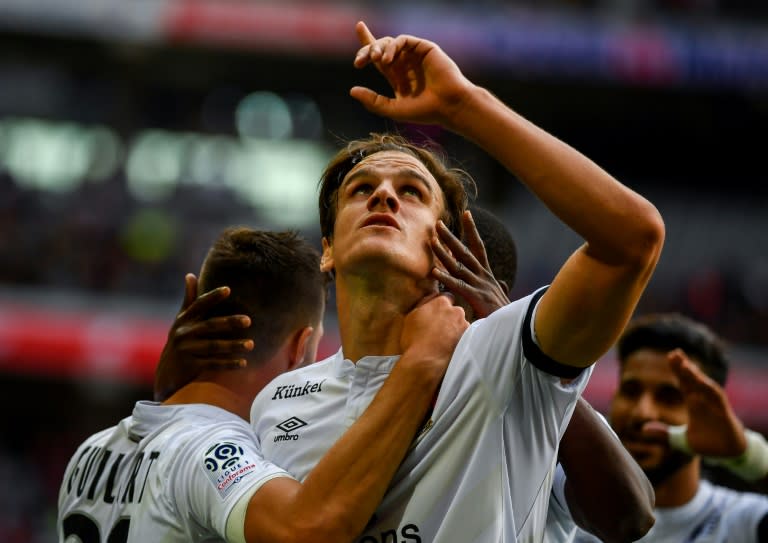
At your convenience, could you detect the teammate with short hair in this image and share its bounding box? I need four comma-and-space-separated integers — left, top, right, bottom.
57, 227, 468, 543
575, 313, 768, 542
247, 21, 664, 542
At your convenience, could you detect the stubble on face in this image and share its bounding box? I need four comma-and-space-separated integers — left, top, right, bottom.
610, 348, 692, 484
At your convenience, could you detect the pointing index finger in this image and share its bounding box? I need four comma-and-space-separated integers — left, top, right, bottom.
356, 20, 376, 45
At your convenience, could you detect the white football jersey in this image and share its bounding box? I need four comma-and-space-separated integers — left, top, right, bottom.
250, 288, 592, 543
544, 465, 577, 543
573, 479, 768, 543
58, 401, 291, 543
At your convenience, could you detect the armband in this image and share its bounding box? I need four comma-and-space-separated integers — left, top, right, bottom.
708, 429, 768, 482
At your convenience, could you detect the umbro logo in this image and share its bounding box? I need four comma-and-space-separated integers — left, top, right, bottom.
274, 416, 307, 442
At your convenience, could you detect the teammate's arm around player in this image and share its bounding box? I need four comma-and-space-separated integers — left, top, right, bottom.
243, 293, 467, 543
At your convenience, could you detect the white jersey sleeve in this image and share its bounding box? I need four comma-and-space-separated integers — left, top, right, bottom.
59, 402, 293, 543
164, 425, 291, 540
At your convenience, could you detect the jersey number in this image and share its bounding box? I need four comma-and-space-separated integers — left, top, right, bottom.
62, 513, 129, 543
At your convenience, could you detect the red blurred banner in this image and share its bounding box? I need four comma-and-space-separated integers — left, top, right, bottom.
0, 302, 340, 385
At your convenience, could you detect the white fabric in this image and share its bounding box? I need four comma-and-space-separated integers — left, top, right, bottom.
544, 465, 576, 543
58, 401, 292, 542
573, 479, 768, 542
250, 289, 592, 543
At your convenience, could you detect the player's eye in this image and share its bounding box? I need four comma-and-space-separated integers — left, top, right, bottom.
617, 380, 641, 399
655, 386, 684, 407
351, 183, 373, 196
401, 185, 422, 198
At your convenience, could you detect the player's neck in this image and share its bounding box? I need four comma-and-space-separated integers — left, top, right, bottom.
335, 273, 438, 363
652, 457, 701, 508
164, 379, 252, 421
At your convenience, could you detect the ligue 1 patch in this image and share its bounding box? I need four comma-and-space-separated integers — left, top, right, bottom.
202, 441, 258, 499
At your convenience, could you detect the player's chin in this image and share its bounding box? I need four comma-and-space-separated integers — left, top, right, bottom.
624, 440, 666, 467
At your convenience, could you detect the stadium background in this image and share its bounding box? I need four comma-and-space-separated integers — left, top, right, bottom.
0, 0, 766, 540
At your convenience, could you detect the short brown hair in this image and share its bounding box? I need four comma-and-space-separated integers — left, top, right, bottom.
318, 133, 475, 241
198, 227, 327, 365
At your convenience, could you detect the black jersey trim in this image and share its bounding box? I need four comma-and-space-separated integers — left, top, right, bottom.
757, 512, 768, 541
522, 287, 585, 379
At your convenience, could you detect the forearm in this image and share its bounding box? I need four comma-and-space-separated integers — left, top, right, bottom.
248, 352, 444, 543
448, 86, 663, 266
560, 399, 655, 542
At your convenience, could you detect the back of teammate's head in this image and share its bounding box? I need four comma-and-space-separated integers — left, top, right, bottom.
198, 227, 327, 367
617, 313, 729, 386
469, 206, 517, 295
318, 132, 475, 242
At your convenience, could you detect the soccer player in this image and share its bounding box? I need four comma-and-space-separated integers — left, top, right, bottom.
574, 313, 768, 542
58, 227, 468, 543
247, 21, 664, 541
153, 207, 655, 543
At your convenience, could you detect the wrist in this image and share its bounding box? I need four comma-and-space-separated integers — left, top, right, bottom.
669, 425, 768, 481
707, 429, 768, 482
441, 84, 492, 134
396, 348, 449, 384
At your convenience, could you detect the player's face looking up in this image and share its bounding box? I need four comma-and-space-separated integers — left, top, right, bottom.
321, 150, 445, 279
610, 348, 690, 474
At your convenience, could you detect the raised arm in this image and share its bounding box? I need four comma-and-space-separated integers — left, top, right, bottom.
430, 209, 655, 542
351, 21, 664, 369
243, 294, 468, 543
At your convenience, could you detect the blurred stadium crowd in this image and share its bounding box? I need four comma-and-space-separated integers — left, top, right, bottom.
0, 0, 766, 541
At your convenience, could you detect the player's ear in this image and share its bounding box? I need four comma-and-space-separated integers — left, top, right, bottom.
320, 237, 334, 273
287, 326, 315, 371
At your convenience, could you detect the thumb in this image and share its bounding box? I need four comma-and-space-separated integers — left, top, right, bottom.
641, 420, 671, 442
645, 423, 693, 454
350, 86, 394, 116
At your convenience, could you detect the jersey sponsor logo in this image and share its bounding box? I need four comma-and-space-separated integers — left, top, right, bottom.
203, 441, 257, 499
271, 379, 327, 400
357, 523, 422, 542
274, 416, 307, 443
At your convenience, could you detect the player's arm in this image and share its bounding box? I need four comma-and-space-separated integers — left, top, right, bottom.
558, 398, 655, 542
242, 294, 468, 543
154, 273, 254, 401
643, 350, 768, 492
351, 21, 664, 370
